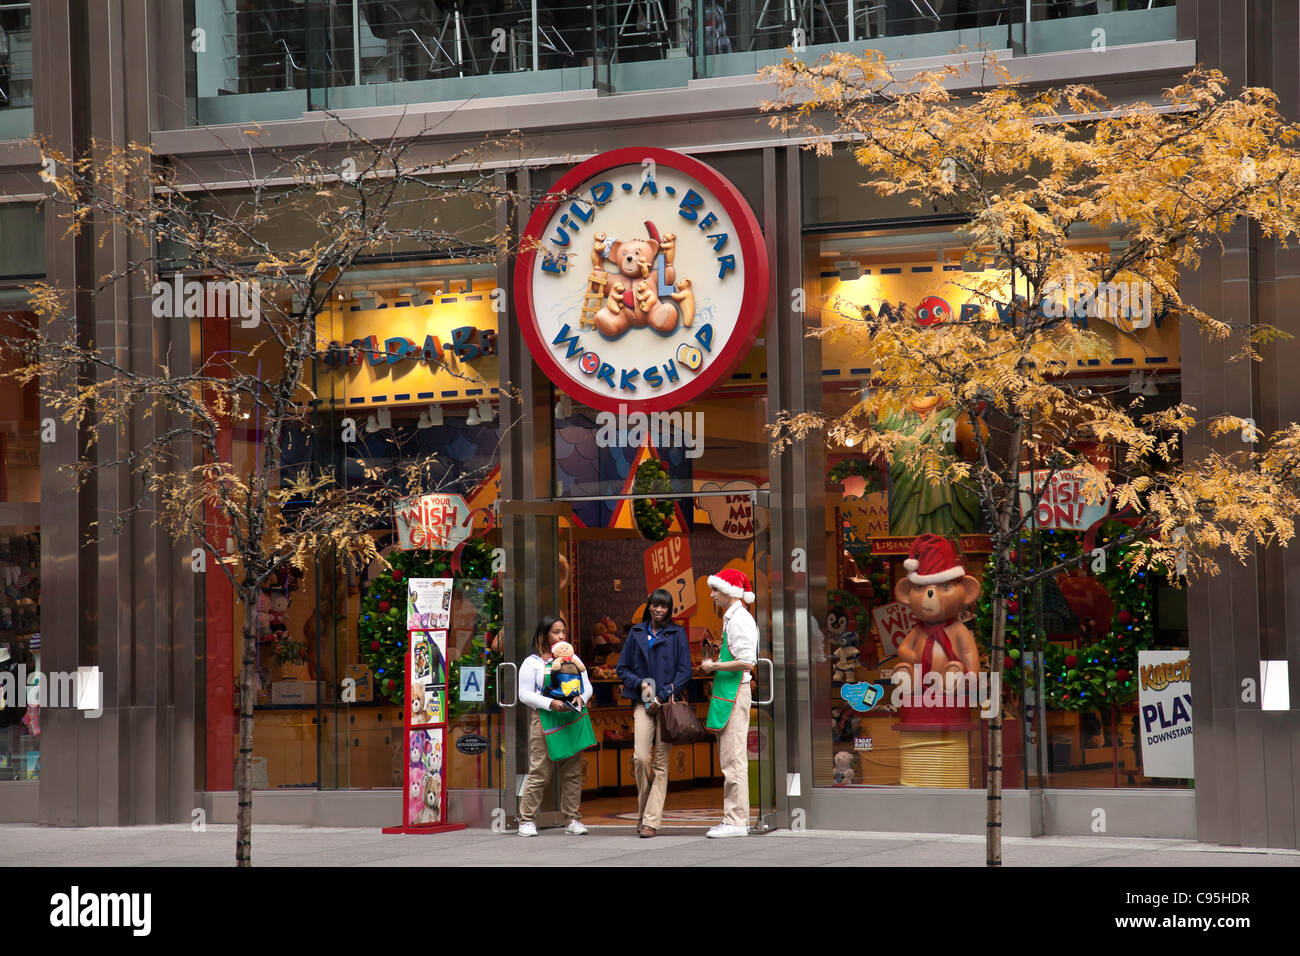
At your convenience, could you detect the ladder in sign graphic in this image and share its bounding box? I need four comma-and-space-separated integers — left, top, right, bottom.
579, 270, 608, 330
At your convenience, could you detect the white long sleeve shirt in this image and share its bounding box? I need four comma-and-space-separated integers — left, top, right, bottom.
722, 602, 759, 685
518, 654, 593, 711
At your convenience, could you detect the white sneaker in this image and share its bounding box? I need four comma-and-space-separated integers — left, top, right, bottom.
517, 821, 538, 837
706, 823, 748, 839
564, 819, 589, 835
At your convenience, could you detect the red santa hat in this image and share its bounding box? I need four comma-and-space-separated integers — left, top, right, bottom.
903, 534, 966, 586
708, 568, 755, 604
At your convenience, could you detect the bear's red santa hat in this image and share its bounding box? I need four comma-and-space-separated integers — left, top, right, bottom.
903, 534, 966, 586
708, 568, 755, 604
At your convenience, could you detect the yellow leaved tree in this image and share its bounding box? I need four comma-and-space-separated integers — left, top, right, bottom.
1, 122, 525, 865
762, 51, 1300, 866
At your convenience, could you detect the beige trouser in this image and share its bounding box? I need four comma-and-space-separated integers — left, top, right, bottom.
518, 710, 585, 824
718, 682, 752, 827
633, 705, 671, 829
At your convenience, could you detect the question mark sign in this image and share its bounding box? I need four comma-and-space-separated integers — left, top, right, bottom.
675, 578, 687, 612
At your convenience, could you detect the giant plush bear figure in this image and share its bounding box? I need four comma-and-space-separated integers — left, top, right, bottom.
893, 534, 981, 689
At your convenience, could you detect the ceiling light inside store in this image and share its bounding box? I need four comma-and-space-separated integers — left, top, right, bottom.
476, 400, 493, 422
834, 260, 862, 281
351, 289, 381, 309
465, 405, 481, 427
428, 404, 443, 427
555, 395, 572, 420
1143, 378, 1158, 397
399, 286, 432, 306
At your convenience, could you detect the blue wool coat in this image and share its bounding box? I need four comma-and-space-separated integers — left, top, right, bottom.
616, 621, 692, 703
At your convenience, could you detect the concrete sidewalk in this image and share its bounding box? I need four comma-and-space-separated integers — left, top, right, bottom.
3, 823, 1298, 867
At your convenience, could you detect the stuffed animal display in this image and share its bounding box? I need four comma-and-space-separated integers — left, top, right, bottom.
831, 644, 861, 683
412, 771, 441, 825
826, 606, 859, 648
893, 534, 981, 687
407, 730, 444, 826
832, 751, 855, 785
545, 641, 587, 710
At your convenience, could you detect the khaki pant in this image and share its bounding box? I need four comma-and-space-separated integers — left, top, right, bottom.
718, 682, 752, 827
518, 710, 585, 824
633, 705, 671, 829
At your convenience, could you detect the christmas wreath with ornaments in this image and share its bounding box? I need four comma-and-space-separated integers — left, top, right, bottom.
632, 459, 674, 542
974, 522, 1158, 711
358, 537, 502, 715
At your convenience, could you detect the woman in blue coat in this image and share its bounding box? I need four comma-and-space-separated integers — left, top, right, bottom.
617, 589, 692, 838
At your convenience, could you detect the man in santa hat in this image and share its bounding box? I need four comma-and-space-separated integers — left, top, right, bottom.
702, 567, 758, 838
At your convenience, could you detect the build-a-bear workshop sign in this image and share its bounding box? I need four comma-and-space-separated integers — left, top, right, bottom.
515, 148, 769, 413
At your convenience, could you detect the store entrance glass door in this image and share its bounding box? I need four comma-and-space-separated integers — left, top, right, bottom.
498, 500, 574, 829
749, 490, 780, 832
502, 491, 775, 830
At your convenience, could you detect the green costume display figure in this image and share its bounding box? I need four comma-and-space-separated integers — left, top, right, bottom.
879, 397, 981, 537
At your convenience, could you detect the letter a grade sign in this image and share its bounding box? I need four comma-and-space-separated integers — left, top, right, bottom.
515, 148, 769, 413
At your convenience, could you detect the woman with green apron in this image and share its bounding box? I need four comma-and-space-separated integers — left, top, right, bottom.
516, 615, 595, 837
703, 569, 759, 839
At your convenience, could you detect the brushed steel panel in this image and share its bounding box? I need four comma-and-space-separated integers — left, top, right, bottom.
1234, 709, 1269, 847
1262, 713, 1298, 849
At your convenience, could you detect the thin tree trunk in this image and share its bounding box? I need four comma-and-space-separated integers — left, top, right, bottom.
987, 589, 1007, 867
236, 595, 259, 867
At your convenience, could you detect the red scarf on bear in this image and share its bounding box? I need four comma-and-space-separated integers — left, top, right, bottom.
921, 619, 958, 676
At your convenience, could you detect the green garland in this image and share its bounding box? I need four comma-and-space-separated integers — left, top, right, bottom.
632, 459, 674, 541
974, 522, 1156, 711
357, 538, 502, 717
828, 458, 885, 493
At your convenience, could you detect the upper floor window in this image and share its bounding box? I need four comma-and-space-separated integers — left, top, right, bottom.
187, 1, 1177, 127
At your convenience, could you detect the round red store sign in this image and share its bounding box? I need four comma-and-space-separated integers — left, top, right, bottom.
515, 148, 769, 413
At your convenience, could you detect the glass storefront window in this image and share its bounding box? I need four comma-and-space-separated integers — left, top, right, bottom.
197, 261, 503, 793
805, 226, 1187, 791
0, 307, 38, 503
186, 1, 1175, 125
0, 528, 39, 781
0, 3, 33, 141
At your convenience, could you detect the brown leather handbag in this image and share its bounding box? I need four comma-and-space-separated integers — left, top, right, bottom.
658, 694, 708, 745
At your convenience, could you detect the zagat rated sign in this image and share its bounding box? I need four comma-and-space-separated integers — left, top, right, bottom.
515, 148, 769, 413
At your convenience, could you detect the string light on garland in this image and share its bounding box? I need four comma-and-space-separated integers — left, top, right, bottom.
976, 521, 1158, 712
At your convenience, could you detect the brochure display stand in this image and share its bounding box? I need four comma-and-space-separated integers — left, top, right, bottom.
383, 578, 467, 835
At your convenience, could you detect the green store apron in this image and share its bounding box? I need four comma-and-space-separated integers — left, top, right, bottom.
705, 628, 744, 732
537, 670, 597, 761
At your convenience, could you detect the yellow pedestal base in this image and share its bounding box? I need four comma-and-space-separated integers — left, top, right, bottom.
897, 730, 971, 788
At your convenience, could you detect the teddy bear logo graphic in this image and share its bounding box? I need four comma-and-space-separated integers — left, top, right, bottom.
589, 220, 696, 340
413, 769, 441, 825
